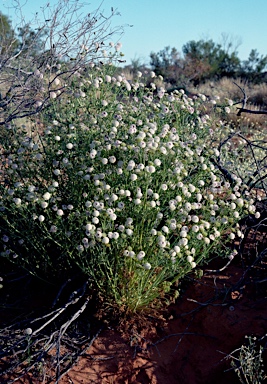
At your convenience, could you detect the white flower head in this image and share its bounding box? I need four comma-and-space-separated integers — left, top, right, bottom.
143, 262, 151, 270
131, 174, 138, 181
50, 225, 57, 233
162, 226, 169, 234
137, 251, 146, 260
40, 201, 48, 209
113, 232, 119, 240
43, 192, 52, 201
115, 42, 122, 51
102, 237, 109, 244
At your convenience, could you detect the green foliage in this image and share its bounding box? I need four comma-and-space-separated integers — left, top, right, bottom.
150, 39, 267, 87
182, 39, 220, 61
17, 24, 48, 58
0, 68, 259, 313
150, 46, 186, 86
0, 11, 19, 56
0, 12, 47, 59
182, 39, 241, 81
150, 46, 180, 74
241, 49, 267, 82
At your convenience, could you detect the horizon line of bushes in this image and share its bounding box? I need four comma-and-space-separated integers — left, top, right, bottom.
126, 39, 267, 88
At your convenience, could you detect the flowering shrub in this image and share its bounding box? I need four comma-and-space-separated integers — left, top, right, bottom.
0, 67, 259, 312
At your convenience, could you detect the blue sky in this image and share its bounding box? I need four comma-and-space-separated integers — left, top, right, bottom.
1, 0, 267, 65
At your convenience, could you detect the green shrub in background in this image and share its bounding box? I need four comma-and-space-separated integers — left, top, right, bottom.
0, 67, 259, 312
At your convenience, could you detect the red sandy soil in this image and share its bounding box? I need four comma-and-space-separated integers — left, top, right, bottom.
60, 261, 267, 384
1, 229, 267, 384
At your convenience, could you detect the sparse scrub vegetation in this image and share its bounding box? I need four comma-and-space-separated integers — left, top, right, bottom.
224, 335, 267, 384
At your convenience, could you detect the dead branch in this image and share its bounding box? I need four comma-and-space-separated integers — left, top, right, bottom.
233, 81, 248, 109
234, 245, 267, 290
233, 81, 267, 115
0, 277, 97, 384
237, 107, 267, 116
0, 0, 124, 125
186, 298, 228, 307
216, 131, 267, 194
210, 157, 236, 186
205, 255, 236, 273
52, 327, 103, 384
151, 332, 217, 348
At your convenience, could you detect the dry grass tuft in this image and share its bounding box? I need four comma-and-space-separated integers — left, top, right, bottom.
190, 77, 267, 109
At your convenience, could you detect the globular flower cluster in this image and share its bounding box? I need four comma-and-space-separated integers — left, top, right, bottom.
0, 67, 259, 311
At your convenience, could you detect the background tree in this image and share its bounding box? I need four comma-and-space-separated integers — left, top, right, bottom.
17, 23, 48, 58
241, 49, 267, 82
150, 41, 240, 88
150, 37, 267, 90
0, 11, 19, 56
123, 56, 147, 76
182, 39, 241, 82
150, 46, 182, 84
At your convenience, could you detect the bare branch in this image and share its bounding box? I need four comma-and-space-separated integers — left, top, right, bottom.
232, 81, 267, 115
237, 107, 267, 116
0, 0, 124, 125
233, 81, 248, 109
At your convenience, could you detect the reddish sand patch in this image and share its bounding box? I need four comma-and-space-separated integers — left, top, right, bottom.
57, 258, 267, 384
1, 231, 267, 383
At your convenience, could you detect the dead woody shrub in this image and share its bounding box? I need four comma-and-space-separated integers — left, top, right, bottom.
0, 0, 123, 125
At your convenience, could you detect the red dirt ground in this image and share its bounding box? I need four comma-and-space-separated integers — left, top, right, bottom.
1, 230, 267, 384
60, 260, 267, 384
